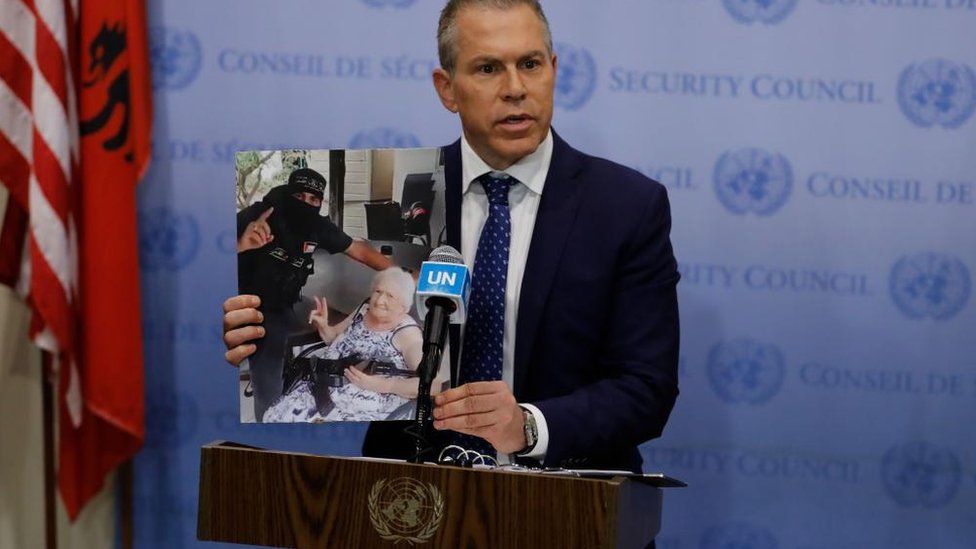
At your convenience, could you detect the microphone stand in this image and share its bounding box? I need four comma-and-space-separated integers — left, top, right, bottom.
409, 297, 455, 463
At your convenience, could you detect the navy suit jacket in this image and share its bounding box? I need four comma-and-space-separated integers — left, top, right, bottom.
363, 132, 680, 472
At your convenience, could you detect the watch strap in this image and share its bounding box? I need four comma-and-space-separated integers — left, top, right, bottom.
516, 406, 538, 456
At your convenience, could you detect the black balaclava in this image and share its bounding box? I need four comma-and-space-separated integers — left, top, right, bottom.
263, 168, 327, 237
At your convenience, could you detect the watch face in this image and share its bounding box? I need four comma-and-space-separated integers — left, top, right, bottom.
523, 410, 537, 447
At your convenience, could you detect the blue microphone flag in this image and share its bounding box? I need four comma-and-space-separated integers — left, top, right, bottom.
415, 261, 470, 323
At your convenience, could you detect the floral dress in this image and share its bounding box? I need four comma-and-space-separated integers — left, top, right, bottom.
262, 303, 419, 423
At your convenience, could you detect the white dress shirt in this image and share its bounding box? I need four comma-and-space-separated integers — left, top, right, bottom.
459, 130, 552, 462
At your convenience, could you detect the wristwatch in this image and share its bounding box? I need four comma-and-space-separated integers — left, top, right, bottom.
517, 406, 538, 455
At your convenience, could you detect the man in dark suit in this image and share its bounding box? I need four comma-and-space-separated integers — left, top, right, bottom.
224, 0, 679, 473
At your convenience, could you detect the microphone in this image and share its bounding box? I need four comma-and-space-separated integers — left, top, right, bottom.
410, 245, 470, 462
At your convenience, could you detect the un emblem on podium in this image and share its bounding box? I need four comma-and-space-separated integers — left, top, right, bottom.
700, 521, 778, 549
138, 207, 201, 271
889, 252, 971, 321
723, 0, 798, 25
368, 478, 445, 544
898, 59, 976, 129
149, 26, 202, 90
882, 442, 962, 509
554, 43, 597, 111
349, 128, 422, 149
707, 339, 785, 405
713, 148, 793, 216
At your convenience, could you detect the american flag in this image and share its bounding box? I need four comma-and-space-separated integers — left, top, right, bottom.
1, 0, 82, 420
1, 0, 150, 519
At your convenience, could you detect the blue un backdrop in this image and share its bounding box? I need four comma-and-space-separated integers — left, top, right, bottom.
136, 1, 976, 547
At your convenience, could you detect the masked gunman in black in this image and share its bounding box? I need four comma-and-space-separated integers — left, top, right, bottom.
237, 168, 393, 421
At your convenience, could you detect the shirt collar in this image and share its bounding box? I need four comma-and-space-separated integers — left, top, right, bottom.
460, 129, 553, 196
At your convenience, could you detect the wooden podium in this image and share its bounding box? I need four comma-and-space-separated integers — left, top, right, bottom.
197, 441, 676, 548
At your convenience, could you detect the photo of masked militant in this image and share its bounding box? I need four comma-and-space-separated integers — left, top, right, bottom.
236, 167, 392, 420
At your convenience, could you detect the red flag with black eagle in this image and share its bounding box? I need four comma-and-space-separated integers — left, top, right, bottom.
0, 0, 151, 519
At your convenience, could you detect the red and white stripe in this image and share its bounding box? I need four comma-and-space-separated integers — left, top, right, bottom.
1, 0, 82, 425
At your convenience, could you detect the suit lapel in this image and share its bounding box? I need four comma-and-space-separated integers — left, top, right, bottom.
442, 140, 463, 252
442, 141, 463, 386
513, 132, 585, 396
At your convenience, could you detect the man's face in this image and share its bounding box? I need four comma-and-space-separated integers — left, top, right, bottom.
433, 5, 556, 170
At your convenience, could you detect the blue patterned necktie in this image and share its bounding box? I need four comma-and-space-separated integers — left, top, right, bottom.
453, 173, 515, 458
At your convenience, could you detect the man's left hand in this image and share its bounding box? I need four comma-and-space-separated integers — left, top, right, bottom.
432, 381, 526, 454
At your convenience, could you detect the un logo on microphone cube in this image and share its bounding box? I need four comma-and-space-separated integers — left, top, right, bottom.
416, 262, 471, 323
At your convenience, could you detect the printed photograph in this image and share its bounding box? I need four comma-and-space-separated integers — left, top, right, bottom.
234, 147, 449, 423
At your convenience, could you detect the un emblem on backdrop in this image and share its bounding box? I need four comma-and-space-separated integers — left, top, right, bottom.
707, 338, 785, 405
216, 228, 237, 255
145, 390, 199, 449
882, 442, 962, 509
138, 207, 201, 271
361, 0, 417, 7
889, 252, 971, 321
148, 26, 202, 90
898, 59, 976, 129
713, 148, 793, 216
553, 43, 597, 111
349, 128, 422, 149
700, 521, 778, 549
723, 0, 798, 25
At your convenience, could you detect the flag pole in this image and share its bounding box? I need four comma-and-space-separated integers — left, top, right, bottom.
42, 351, 57, 549
119, 460, 133, 549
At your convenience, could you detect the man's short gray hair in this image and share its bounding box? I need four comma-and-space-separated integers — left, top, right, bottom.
372, 267, 416, 312
437, 0, 553, 74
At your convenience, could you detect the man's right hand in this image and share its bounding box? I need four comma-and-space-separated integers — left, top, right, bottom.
222, 294, 265, 366
237, 207, 274, 253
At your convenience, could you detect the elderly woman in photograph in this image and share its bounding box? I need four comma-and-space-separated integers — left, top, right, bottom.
262, 267, 425, 422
